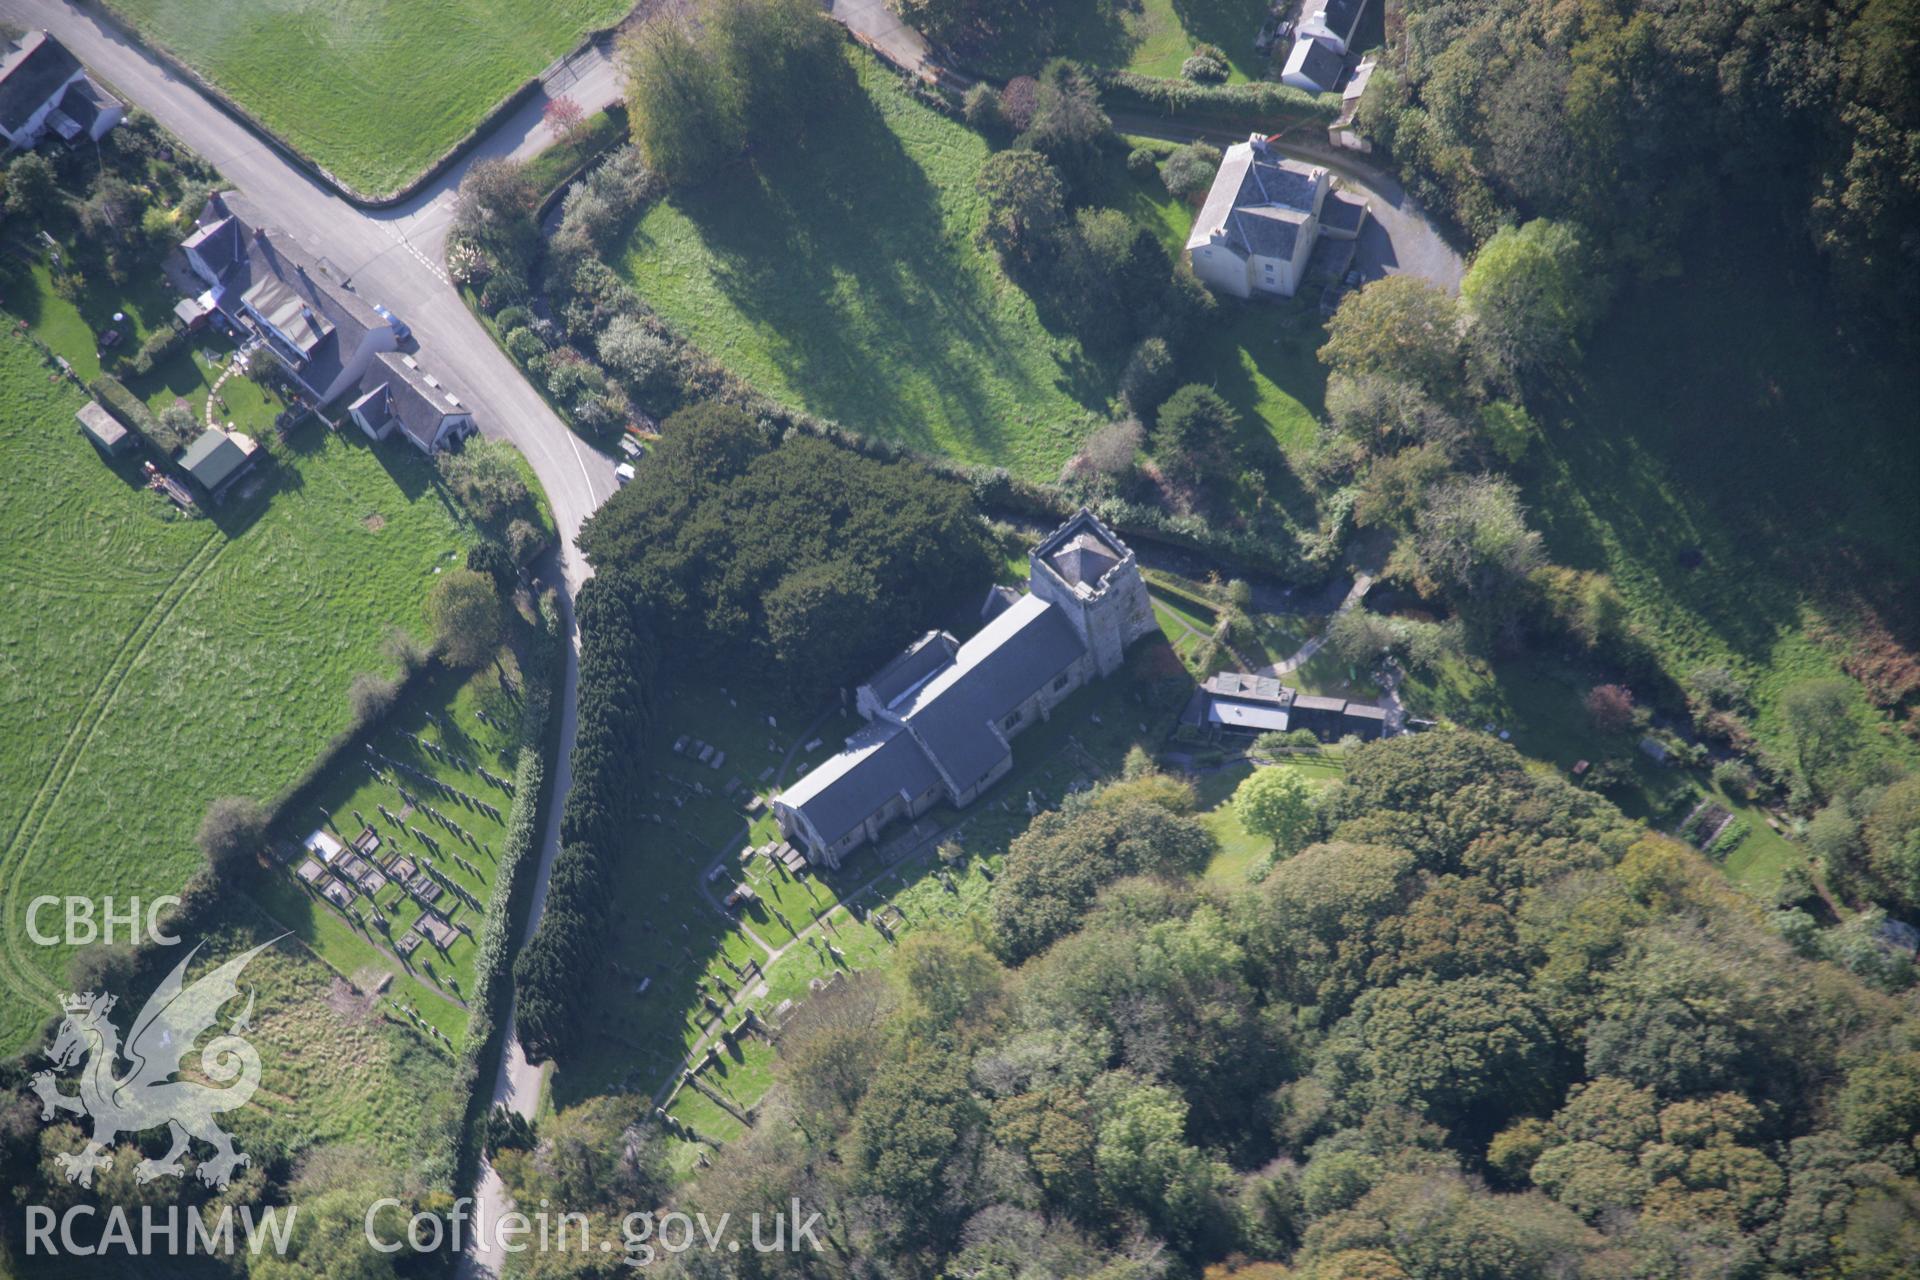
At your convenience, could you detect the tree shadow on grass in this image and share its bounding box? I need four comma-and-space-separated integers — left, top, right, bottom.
651, 65, 1110, 465
1520, 216, 1920, 670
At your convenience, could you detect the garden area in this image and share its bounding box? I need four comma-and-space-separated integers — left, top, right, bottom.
102, 0, 630, 196
918, 0, 1275, 83
0, 321, 485, 1054
617, 53, 1106, 478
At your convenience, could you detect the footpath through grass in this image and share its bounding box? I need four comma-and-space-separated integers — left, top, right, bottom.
104, 0, 628, 196
0, 329, 478, 1052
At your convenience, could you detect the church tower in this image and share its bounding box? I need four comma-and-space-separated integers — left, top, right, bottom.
1028, 510, 1157, 677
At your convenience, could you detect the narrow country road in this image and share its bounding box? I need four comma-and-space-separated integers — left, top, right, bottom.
0, 3, 629, 1271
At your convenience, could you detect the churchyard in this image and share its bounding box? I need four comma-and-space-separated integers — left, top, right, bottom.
553, 633, 1199, 1159
251, 651, 539, 1045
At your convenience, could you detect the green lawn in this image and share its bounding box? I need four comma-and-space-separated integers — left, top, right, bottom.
1114, 0, 1272, 81
104, 0, 628, 196
955, 0, 1272, 82
0, 327, 480, 1053
198, 923, 454, 1158
619, 53, 1106, 479
1197, 754, 1346, 884
615, 54, 1326, 493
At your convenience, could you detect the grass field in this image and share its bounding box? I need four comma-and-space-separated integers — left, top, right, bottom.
104, 0, 628, 195
1515, 225, 1920, 792
616, 54, 1327, 489
0, 327, 480, 1053
620, 54, 1104, 478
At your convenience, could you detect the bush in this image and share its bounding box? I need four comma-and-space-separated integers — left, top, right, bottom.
1091, 69, 1340, 126
596, 314, 676, 398
437, 437, 532, 523
87, 375, 160, 441
347, 672, 400, 723
1159, 143, 1222, 200
1712, 759, 1760, 801
1126, 146, 1161, 180
1585, 684, 1638, 735
1151, 383, 1237, 485
507, 517, 546, 566
1002, 75, 1039, 132
493, 306, 533, 335
427, 569, 504, 668
154, 401, 199, 454
196, 796, 267, 876
1119, 336, 1176, 416
478, 267, 529, 314
963, 82, 1006, 134
1181, 54, 1229, 84
503, 326, 547, 365
545, 352, 606, 403
121, 324, 186, 378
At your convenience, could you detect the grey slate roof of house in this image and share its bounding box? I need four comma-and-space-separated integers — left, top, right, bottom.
1187, 141, 1323, 258
188, 194, 384, 401
782, 725, 943, 849
1203, 671, 1294, 706
56, 75, 115, 131
1045, 531, 1119, 587
1285, 37, 1346, 94
1320, 190, 1368, 234
359, 351, 457, 450
1314, 0, 1367, 43
784, 591, 1089, 846
1292, 694, 1348, 713
0, 31, 79, 134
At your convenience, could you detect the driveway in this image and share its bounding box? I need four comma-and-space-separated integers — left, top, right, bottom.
0, 3, 619, 1271
828, 0, 929, 72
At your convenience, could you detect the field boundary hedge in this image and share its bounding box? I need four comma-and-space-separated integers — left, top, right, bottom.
1091, 68, 1340, 130
422, 591, 566, 1192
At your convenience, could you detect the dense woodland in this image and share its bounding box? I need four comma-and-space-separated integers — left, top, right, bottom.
642, 736, 1920, 1279
1362, 0, 1920, 329
576, 402, 995, 695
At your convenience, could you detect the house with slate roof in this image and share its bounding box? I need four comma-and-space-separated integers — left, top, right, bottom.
348, 350, 475, 454
0, 31, 123, 150
180, 193, 401, 408
1186, 136, 1330, 300
773, 510, 1157, 869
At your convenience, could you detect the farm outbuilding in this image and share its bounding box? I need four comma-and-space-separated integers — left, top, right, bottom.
76, 400, 134, 455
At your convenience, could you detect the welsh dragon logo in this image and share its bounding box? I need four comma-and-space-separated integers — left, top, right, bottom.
30, 939, 278, 1189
